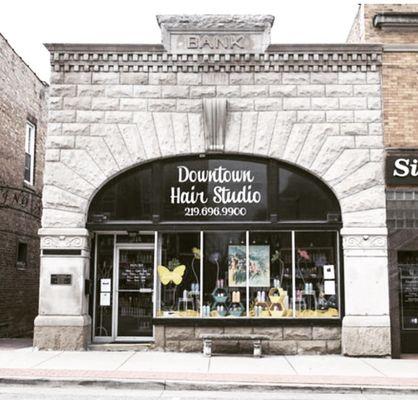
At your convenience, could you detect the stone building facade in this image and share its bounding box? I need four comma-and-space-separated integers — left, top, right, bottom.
349, 4, 418, 357
0, 33, 48, 337
35, 15, 390, 356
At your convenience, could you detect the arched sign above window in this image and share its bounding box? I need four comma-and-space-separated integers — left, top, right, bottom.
161, 158, 268, 221
88, 155, 341, 225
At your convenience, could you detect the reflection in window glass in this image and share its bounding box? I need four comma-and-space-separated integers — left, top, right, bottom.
157, 232, 201, 317
94, 235, 114, 337
203, 232, 247, 317
279, 167, 340, 221
249, 232, 292, 317
294, 232, 339, 318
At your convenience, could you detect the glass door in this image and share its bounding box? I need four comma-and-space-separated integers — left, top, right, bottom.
115, 246, 154, 340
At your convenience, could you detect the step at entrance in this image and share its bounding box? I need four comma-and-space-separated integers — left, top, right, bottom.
88, 343, 152, 352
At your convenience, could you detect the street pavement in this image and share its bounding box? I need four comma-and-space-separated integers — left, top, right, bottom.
0, 386, 418, 399
0, 339, 418, 395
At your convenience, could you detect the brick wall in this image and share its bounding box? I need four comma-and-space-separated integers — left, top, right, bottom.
348, 4, 418, 44
0, 33, 48, 337
347, 4, 418, 147
382, 52, 418, 147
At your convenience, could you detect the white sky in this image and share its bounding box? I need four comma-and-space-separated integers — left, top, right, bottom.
1, 0, 417, 82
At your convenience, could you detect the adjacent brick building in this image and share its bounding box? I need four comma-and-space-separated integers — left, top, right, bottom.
0, 33, 48, 337
349, 4, 418, 357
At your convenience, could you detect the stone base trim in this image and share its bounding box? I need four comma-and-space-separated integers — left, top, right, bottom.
33, 315, 91, 351
342, 316, 391, 356
153, 325, 341, 355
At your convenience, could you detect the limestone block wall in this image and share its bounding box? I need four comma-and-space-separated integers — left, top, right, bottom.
154, 325, 341, 355
35, 45, 391, 355
43, 69, 386, 229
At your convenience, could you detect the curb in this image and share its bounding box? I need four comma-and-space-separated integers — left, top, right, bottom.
1, 376, 418, 395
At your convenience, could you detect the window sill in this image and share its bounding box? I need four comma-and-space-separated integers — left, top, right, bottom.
23, 181, 35, 192
152, 317, 342, 326
16, 263, 27, 271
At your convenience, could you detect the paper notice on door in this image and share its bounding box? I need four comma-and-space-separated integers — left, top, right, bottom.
100, 278, 111, 292
323, 265, 335, 280
324, 280, 336, 295
100, 292, 111, 306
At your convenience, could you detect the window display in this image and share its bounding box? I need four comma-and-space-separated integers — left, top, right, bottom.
203, 232, 247, 317
157, 232, 201, 317
249, 232, 292, 318
294, 232, 339, 318
156, 230, 339, 319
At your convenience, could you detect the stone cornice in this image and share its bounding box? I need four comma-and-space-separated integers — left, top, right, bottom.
44, 43, 382, 73
373, 12, 418, 29
156, 15, 275, 30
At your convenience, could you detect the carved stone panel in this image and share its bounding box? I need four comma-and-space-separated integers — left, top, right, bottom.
157, 15, 274, 54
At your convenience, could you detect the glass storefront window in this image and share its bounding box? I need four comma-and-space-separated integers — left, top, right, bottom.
157, 232, 201, 317
155, 230, 339, 319
278, 167, 340, 221
249, 232, 292, 318
203, 231, 247, 317
294, 232, 339, 318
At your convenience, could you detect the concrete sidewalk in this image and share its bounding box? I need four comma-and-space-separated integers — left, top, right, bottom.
0, 340, 418, 394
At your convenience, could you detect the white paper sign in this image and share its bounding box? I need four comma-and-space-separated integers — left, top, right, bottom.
323, 265, 335, 280
100, 292, 111, 306
100, 278, 111, 292
324, 280, 336, 295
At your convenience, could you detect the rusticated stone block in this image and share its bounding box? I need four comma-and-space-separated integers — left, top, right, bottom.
120, 72, 148, 85
165, 326, 195, 340
269, 340, 297, 355
195, 327, 224, 337
342, 326, 391, 356
297, 340, 327, 355
34, 325, 90, 351
224, 327, 253, 335
312, 327, 341, 340
165, 340, 179, 352
252, 327, 283, 340
326, 339, 342, 354
149, 72, 176, 85
154, 325, 165, 349
179, 340, 202, 352
283, 327, 312, 340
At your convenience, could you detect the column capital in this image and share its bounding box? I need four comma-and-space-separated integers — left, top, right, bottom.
38, 228, 90, 251
340, 227, 387, 257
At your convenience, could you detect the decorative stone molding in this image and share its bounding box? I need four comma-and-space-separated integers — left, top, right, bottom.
203, 98, 227, 152
39, 228, 90, 251
340, 227, 387, 257
44, 44, 382, 73
373, 12, 418, 29
157, 15, 274, 54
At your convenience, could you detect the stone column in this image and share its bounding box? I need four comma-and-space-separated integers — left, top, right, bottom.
33, 228, 91, 350
341, 227, 391, 356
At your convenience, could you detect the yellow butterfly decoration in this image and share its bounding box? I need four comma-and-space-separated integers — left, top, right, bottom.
157, 264, 186, 285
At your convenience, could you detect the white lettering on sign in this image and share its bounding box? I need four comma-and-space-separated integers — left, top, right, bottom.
393, 158, 418, 177
170, 165, 262, 216
186, 35, 245, 50
177, 165, 254, 184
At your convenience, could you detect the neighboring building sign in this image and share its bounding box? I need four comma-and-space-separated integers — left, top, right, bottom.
162, 158, 268, 221
386, 154, 418, 185
0, 185, 42, 220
